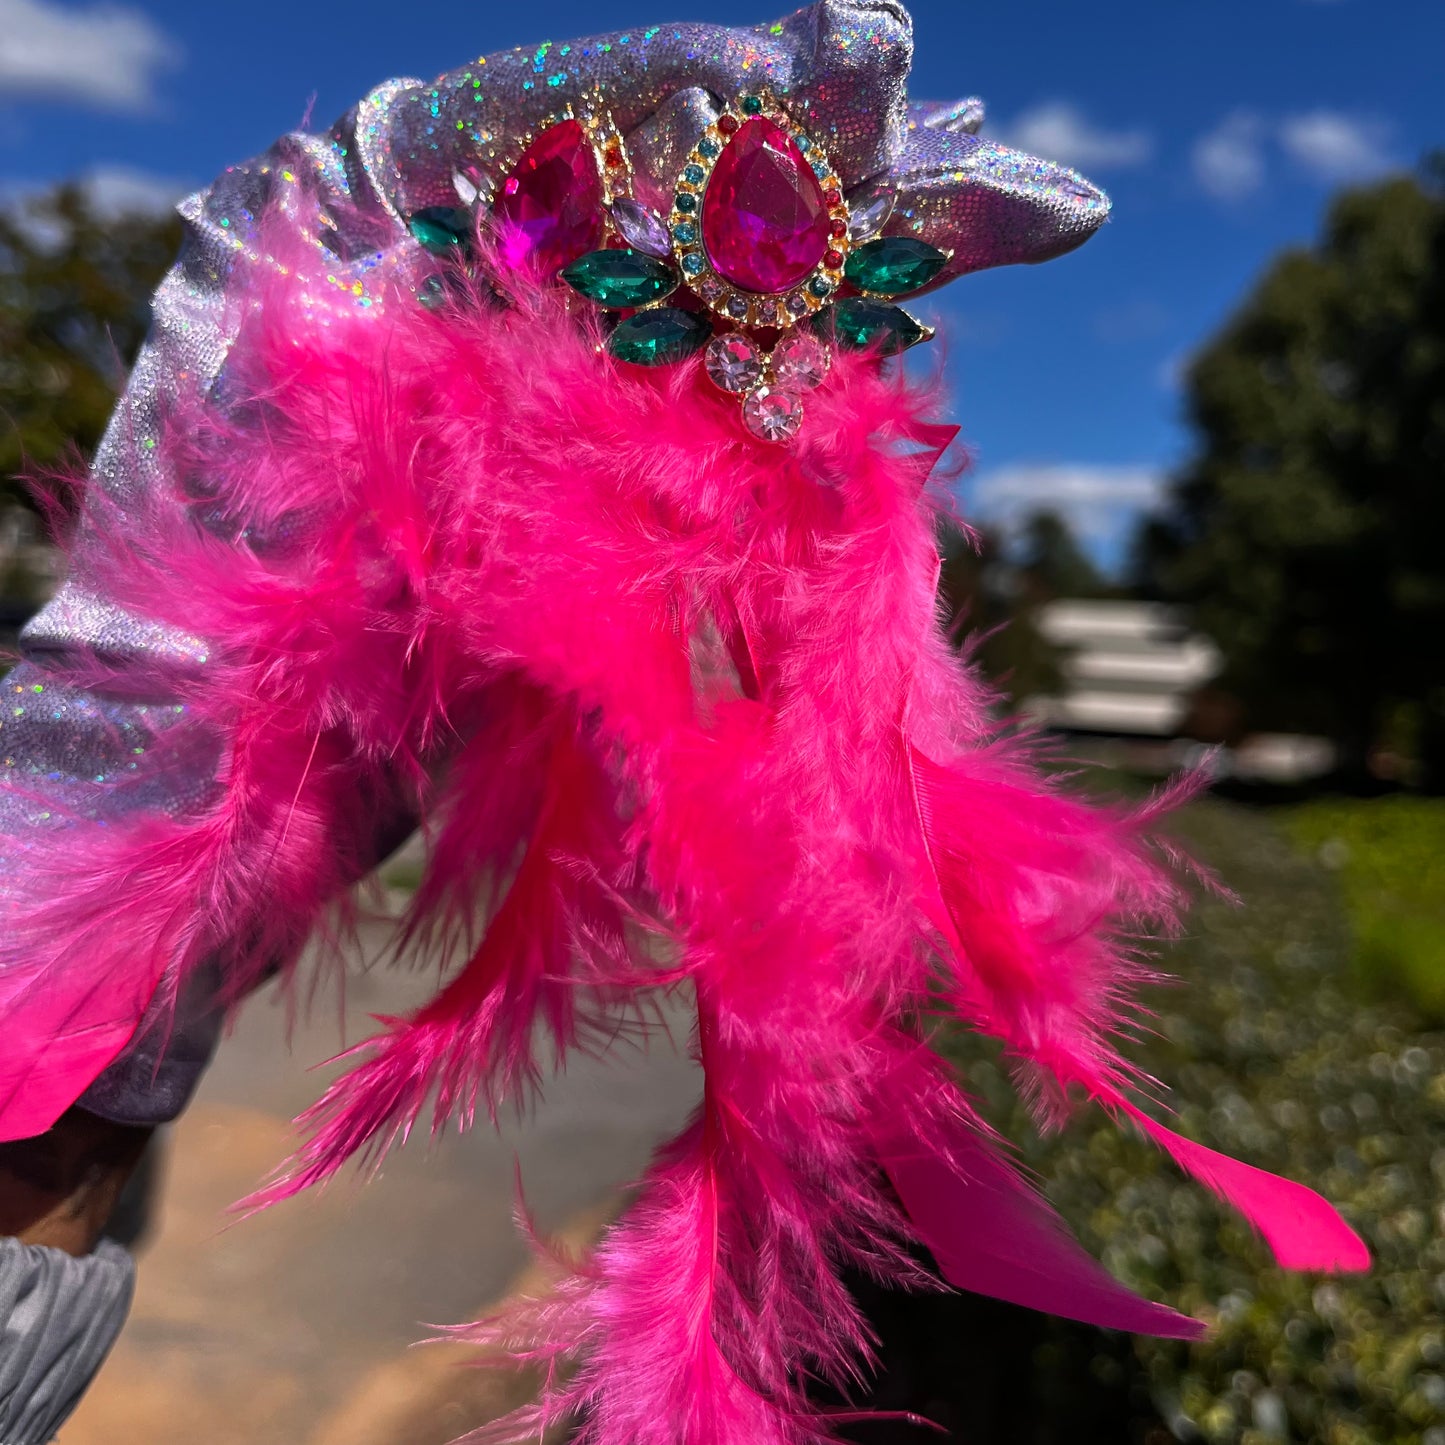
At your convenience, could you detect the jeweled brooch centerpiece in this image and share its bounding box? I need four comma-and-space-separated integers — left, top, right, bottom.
403, 88, 950, 444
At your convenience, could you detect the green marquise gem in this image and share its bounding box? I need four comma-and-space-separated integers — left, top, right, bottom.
407, 206, 472, 254
608, 306, 713, 366
843, 236, 948, 296
562, 248, 679, 308
417, 275, 449, 310
816, 298, 930, 355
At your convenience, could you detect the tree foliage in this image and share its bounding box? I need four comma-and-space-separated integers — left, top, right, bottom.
0, 184, 181, 505
1139, 163, 1445, 783
940, 509, 1109, 705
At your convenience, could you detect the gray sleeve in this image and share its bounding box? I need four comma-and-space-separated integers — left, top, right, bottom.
0, 1237, 133, 1445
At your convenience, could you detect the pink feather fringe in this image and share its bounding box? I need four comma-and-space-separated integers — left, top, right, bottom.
0, 220, 1366, 1443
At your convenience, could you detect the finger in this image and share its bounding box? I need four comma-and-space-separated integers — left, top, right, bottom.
378, 1, 912, 214
766, 0, 913, 184
624, 87, 723, 217
866, 105, 1110, 288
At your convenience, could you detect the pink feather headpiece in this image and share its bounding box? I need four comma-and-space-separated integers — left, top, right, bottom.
0, 4, 1365, 1441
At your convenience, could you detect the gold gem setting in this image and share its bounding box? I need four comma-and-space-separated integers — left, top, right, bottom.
667, 92, 851, 331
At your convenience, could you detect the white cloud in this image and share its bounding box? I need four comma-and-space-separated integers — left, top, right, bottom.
1193, 108, 1397, 202
1192, 111, 1266, 200
79, 163, 187, 217
1280, 111, 1394, 181
996, 103, 1153, 170
965, 463, 1167, 550
0, 0, 181, 112
0, 166, 188, 249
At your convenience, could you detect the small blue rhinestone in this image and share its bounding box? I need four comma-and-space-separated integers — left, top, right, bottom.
698, 138, 720, 158
684, 163, 705, 184
810, 156, 831, 178
675, 192, 698, 213
796, 135, 811, 152
809, 276, 834, 298
681, 251, 705, 275
673, 221, 697, 243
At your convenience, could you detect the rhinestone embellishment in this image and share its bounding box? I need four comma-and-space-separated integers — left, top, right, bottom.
742, 386, 805, 444
770, 331, 831, 391
705, 333, 765, 393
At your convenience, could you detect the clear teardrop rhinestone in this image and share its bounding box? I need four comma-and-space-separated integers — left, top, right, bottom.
705, 333, 764, 393
847, 187, 896, 242
742, 386, 805, 443
607, 197, 673, 258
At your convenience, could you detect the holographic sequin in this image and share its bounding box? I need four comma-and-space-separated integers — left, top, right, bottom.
0, 665, 219, 836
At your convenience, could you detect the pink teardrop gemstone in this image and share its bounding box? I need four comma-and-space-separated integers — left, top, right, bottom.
494, 119, 602, 277
702, 118, 831, 294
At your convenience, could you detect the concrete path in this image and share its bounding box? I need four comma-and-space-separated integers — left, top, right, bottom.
59, 902, 702, 1445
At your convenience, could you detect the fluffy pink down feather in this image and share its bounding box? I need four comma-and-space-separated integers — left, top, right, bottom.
0, 220, 1366, 1444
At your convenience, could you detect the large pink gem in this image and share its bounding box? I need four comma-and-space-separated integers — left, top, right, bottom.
702, 118, 830, 294
494, 119, 602, 277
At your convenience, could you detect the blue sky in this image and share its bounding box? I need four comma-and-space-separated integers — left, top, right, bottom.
2, 0, 1440, 569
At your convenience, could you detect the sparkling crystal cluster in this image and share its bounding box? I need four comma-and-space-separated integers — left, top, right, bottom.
403, 88, 948, 444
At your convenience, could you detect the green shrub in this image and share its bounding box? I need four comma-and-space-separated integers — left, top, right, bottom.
936, 799, 1444, 1444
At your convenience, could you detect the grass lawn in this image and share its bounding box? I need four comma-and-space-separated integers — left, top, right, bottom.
1280, 797, 1445, 1022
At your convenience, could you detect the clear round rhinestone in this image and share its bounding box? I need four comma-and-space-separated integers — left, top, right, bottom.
786, 292, 810, 316
697, 276, 725, 302
726, 294, 750, 319
847, 187, 896, 241
770, 331, 831, 391
705, 333, 764, 393
742, 386, 805, 443
608, 197, 673, 258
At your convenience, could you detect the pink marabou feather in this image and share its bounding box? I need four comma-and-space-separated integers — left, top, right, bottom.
905, 744, 1368, 1272
0, 227, 1367, 1444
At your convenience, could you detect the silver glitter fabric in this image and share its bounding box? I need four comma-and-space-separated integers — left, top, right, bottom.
0, 1, 1109, 1127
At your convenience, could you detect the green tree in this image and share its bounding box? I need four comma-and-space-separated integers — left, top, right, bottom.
1014, 508, 1106, 605
1137, 161, 1445, 786
938, 511, 1104, 705
0, 183, 182, 506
